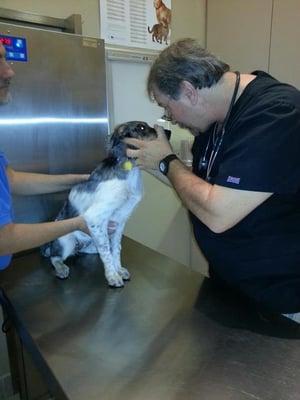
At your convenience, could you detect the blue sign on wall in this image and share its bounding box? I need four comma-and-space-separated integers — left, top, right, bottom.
0, 35, 28, 62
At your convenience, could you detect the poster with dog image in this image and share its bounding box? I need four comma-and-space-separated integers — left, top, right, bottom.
100, 0, 171, 50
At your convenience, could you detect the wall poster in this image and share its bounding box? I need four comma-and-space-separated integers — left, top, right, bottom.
100, 0, 172, 50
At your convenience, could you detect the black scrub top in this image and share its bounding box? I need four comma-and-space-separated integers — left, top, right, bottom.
190, 71, 300, 313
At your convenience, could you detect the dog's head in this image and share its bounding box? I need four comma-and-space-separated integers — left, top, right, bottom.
111, 121, 157, 145
109, 121, 171, 159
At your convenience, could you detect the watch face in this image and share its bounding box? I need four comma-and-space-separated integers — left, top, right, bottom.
159, 161, 167, 174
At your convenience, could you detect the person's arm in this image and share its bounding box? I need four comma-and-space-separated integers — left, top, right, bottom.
125, 126, 272, 233
0, 217, 87, 256
166, 159, 271, 232
6, 167, 89, 195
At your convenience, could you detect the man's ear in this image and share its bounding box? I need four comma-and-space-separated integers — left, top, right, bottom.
180, 80, 198, 105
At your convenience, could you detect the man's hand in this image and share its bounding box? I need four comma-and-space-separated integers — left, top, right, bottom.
124, 124, 173, 170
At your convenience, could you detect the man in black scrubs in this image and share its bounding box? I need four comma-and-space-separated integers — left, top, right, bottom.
125, 38, 300, 323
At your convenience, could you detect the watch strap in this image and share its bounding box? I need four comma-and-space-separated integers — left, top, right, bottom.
159, 153, 178, 175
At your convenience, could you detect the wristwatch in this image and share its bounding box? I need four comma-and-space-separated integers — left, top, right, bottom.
159, 154, 178, 175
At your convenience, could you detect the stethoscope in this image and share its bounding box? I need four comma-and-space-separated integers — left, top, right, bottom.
199, 71, 240, 181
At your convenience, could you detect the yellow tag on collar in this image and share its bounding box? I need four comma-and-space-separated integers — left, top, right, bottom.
122, 160, 133, 171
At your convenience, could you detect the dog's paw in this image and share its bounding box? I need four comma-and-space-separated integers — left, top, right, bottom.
118, 267, 131, 281
106, 272, 124, 288
55, 264, 70, 279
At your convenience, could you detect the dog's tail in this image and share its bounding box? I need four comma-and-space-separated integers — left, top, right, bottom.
148, 25, 154, 33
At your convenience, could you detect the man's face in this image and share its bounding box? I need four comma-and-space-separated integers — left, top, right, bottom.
0, 42, 15, 105
154, 87, 190, 129
153, 84, 212, 135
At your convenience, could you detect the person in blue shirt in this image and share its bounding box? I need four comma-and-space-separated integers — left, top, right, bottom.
0, 41, 91, 270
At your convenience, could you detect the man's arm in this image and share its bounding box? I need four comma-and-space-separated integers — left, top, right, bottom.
125, 127, 272, 233
166, 159, 272, 233
0, 217, 87, 255
6, 167, 89, 195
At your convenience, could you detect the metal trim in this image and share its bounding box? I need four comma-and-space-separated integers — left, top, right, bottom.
65, 14, 82, 35
0, 7, 82, 34
105, 44, 158, 63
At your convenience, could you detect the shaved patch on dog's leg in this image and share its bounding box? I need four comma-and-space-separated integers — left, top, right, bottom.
51, 257, 70, 279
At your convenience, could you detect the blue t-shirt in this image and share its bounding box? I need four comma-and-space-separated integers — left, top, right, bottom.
0, 152, 13, 269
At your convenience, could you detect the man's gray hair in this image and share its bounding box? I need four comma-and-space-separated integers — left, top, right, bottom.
147, 38, 230, 100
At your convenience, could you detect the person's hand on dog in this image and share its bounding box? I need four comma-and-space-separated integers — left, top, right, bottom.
79, 214, 117, 236
124, 124, 173, 170
77, 216, 90, 235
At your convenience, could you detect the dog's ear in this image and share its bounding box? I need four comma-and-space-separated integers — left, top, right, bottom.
109, 124, 125, 147
108, 125, 127, 159
110, 131, 121, 148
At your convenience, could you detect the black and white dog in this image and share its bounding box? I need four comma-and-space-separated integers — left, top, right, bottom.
43, 121, 169, 288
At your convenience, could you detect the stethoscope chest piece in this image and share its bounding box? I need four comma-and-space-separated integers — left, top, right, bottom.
199, 157, 208, 170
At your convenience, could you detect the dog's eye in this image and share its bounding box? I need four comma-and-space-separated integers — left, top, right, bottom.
136, 124, 145, 132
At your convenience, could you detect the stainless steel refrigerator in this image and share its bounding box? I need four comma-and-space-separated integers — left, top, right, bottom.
0, 23, 108, 223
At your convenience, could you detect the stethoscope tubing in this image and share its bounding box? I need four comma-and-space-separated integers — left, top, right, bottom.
198, 71, 241, 181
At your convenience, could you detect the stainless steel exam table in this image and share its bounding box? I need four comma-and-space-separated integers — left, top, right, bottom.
1, 237, 299, 400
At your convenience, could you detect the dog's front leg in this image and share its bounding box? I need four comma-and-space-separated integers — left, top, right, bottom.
88, 222, 124, 288
110, 191, 143, 280
109, 222, 130, 281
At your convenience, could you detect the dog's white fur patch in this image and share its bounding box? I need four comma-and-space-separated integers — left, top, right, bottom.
51, 168, 142, 287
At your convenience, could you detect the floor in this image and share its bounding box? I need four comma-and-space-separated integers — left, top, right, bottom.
0, 374, 19, 400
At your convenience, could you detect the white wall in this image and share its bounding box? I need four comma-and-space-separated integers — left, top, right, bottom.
172, 0, 206, 45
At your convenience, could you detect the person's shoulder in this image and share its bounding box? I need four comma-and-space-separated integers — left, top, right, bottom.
236, 70, 300, 116
250, 71, 300, 103
0, 151, 9, 167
